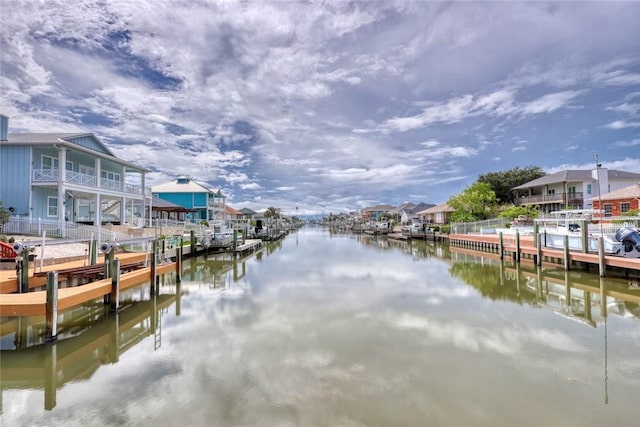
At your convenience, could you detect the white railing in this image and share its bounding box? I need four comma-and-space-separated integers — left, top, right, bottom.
65, 170, 97, 186
2, 216, 131, 241
100, 177, 122, 191
450, 218, 511, 234
32, 168, 59, 182
124, 183, 142, 195
31, 168, 143, 195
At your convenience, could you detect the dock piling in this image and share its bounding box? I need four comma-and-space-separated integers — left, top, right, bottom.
150, 240, 158, 295
598, 236, 606, 277
110, 259, 120, 313
17, 250, 30, 293
563, 235, 570, 271
45, 271, 58, 342
599, 277, 607, 317
176, 244, 182, 283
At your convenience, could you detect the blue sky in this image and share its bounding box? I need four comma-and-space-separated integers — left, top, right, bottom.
1, 1, 639, 216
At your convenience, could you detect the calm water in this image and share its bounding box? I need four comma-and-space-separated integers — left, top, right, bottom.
1, 227, 640, 426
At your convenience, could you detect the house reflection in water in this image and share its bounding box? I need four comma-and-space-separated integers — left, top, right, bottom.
448, 248, 640, 327
0, 281, 181, 411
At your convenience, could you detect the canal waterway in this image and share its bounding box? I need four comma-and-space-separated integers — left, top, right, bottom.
1, 226, 640, 426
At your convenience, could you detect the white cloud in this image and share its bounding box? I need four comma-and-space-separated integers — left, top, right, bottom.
605, 120, 640, 129
1, 0, 640, 214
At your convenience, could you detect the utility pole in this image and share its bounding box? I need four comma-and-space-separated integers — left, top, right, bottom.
595, 153, 603, 235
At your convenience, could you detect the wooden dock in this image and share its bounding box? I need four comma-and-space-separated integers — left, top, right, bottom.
448, 232, 640, 277
235, 239, 262, 254
0, 262, 176, 317
0, 252, 149, 294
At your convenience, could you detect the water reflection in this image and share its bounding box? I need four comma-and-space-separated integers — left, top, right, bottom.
1, 228, 639, 425
1, 288, 179, 411
447, 247, 640, 326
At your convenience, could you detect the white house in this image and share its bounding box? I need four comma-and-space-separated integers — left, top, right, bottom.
512, 167, 640, 214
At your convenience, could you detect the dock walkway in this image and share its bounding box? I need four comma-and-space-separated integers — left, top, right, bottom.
449, 233, 640, 276
0, 252, 149, 294
0, 263, 175, 317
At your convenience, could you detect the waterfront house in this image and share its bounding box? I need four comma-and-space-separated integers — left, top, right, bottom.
390, 202, 435, 225
151, 176, 226, 223
361, 204, 396, 223
512, 167, 640, 214
148, 196, 196, 222
590, 184, 640, 217
0, 115, 148, 226
240, 207, 258, 218
225, 205, 245, 221
417, 203, 455, 226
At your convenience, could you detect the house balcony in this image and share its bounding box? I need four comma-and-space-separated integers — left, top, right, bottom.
515, 192, 584, 206
32, 168, 143, 195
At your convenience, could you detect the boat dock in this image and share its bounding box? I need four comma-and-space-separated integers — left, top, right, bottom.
0, 248, 180, 342
449, 232, 640, 278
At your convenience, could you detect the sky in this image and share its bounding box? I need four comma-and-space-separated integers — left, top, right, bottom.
1, 0, 640, 216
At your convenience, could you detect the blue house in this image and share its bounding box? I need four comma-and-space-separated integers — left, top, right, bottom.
0, 115, 149, 226
151, 176, 226, 222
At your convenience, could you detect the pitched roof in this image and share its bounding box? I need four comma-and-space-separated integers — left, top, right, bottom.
6, 131, 150, 172
151, 178, 224, 196
362, 204, 396, 212
416, 203, 454, 215
405, 203, 435, 214
240, 207, 257, 215
225, 205, 244, 215
388, 203, 415, 214
512, 169, 640, 190
8, 132, 92, 143
149, 197, 196, 212
7, 132, 117, 156
588, 184, 640, 201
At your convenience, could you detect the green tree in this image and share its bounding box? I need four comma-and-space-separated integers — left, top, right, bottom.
478, 166, 546, 204
0, 201, 9, 233
263, 207, 280, 220
499, 205, 539, 221
448, 181, 498, 222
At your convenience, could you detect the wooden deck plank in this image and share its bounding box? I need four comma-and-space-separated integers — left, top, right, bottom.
449, 233, 640, 271
1, 252, 151, 294
0, 261, 175, 317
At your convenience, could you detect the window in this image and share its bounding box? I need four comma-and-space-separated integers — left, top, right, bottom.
621, 202, 630, 214
101, 171, 121, 181
604, 204, 612, 217
586, 184, 592, 195
47, 196, 58, 217
66, 160, 73, 171
42, 155, 58, 170
568, 186, 576, 194
79, 165, 95, 175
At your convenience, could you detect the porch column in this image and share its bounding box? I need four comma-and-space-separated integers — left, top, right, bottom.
141, 172, 148, 227
94, 193, 101, 241
57, 148, 66, 235
94, 158, 101, 188
121, 196, 126, 224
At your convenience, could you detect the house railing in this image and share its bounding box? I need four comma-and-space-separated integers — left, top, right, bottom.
515, 192, 584, 205
31, 168, 142, 195
32, 168, 59, 182
2, 216, 131, 241
450, 218, 511, 234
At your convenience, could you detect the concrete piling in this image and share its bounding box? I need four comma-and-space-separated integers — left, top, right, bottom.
45, 271, 58, 342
